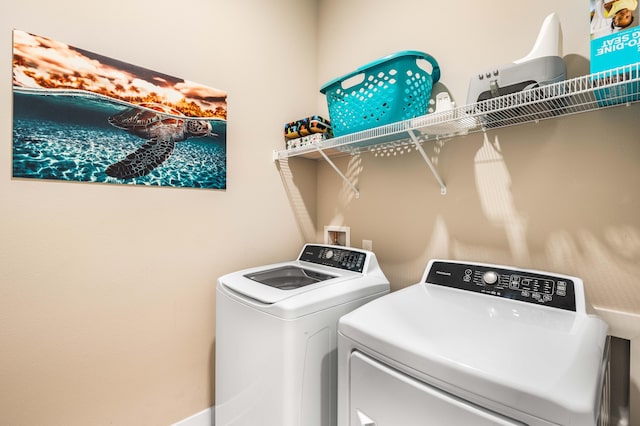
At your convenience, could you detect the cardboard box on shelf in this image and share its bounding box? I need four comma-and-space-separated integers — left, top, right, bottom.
590, 0, 640, 72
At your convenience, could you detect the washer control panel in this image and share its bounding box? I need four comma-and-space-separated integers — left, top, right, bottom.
426, 261, 577, 311
299, 245, 367, 273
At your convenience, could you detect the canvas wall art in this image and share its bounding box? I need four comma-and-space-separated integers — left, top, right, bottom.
12, 29, 227, 189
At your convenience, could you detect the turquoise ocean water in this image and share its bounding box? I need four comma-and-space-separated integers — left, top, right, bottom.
12, 90, 227, 189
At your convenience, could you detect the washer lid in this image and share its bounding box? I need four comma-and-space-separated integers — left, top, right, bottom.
243, 265, 336, 290
339, 282, 608, 423
218, 260, 358, 305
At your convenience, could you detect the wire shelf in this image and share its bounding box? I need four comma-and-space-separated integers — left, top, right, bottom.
275, 62, 640, 161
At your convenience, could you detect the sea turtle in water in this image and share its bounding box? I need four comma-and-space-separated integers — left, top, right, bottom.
106, 103, 215, 179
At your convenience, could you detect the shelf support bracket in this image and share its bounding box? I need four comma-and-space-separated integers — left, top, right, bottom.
317, 148, 360, 199
407, 129, 447, 195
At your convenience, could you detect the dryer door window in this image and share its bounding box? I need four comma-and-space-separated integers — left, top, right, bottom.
349, 351, 525, 426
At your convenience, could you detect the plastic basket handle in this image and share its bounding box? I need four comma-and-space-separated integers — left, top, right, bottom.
320, 50, 440, 93
415, 52, 440, 85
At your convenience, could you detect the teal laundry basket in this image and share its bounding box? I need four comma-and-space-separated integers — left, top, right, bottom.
320, 50, 440, 137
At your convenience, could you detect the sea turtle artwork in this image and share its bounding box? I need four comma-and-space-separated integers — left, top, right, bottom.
12, 30, 227, 189
105, 103, 216, 179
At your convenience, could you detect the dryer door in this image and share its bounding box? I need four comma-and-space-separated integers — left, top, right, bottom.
349, 351, 524, 426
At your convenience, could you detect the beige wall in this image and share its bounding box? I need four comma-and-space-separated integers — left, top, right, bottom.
2, 0, 639, 424
314, 1, 640, 422
315, 0, 640, 314
0, 1, 317, 424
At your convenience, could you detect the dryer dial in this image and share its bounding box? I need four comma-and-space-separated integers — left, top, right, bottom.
483, 271, 498, 285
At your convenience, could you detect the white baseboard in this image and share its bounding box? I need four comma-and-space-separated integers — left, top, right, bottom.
171, 406, 214, 426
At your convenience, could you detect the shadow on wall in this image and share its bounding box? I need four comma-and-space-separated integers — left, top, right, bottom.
276, 157, 319, 242
349, 106, 640, 314
564, 53, 590, 79
304, 152, 365, 243
332, 154, 363, 233
442, 109, 640, 312
278, 152, 363, 243
281, 99, 640, 314
474, 132, 530, 264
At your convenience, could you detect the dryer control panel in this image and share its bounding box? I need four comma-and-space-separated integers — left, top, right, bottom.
426, 261, 577, 311
299, 245, 367, 273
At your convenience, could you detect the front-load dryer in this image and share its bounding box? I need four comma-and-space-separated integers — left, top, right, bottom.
337, 259, 610, 426
215, 244, 390, 426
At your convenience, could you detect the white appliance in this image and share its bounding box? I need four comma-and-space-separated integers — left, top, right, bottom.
337, 259, 610, 426
215, 244, 390, 426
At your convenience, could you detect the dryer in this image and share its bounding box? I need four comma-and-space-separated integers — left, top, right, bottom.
337, 259, 610, 426
215, 244, 389, 426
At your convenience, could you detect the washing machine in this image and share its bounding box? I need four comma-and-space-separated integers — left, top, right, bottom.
337, 259, 610, 426
215, 243, 390, 426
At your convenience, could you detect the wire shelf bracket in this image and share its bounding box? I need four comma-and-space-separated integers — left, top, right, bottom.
317, 148, 360, 199
406, 129, 447, 195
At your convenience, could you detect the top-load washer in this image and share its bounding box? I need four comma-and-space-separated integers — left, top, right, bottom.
215, 243, 390, 426
337, 259, 610, 426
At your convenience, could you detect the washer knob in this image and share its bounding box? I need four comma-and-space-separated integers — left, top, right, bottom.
483, 271, 498, 285
325, 250, 334, 259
